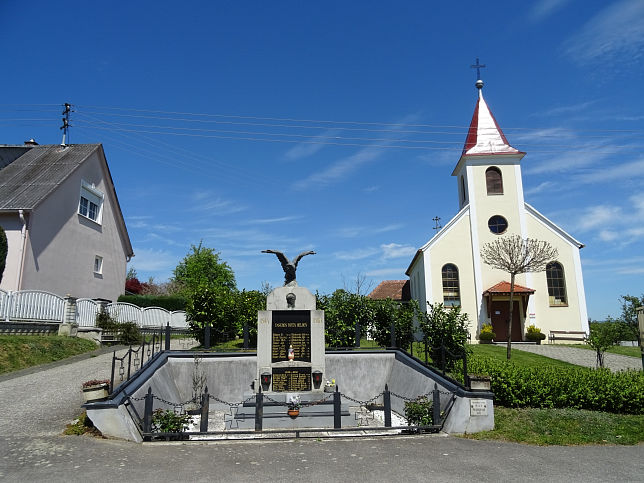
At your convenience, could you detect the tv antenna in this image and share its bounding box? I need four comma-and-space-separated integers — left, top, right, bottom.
60, 103, 73, 146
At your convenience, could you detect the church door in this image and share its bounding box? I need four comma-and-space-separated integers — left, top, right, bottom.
490, 301, 522, 342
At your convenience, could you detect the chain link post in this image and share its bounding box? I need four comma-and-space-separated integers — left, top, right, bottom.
127, 346, 132, 380
355, 321, 360, 348
143, 387, 153, 437
255, 387, 263, 432
383, 384, 391, 427
110, 351, 116, 393
333, 385, 341, 429
204, 325, 211, 350
432, 383, 440, 426
165, 322, 171, 351
200, 386, 209, 432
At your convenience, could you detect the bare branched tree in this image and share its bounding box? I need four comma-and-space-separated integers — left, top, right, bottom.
481, 235, 558, 359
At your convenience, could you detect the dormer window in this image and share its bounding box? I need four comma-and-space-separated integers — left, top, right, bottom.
486, 167, 503, 195
78, 180, 104, 224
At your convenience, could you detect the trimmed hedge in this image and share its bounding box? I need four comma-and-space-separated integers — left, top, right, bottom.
117, 294, 187, 311
466, 357, 644, 415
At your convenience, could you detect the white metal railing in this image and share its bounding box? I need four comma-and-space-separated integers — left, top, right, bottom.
0, 290, 187, 328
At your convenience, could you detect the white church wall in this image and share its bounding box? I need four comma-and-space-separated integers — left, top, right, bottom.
526, 212, 587, 337
426, 214, 478, 338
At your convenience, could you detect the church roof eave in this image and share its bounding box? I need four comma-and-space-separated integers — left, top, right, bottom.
405, 204, 470, 276
524, 203, 585, 249
451, 152, 525, 176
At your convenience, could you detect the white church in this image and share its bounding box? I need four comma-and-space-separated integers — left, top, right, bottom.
405, 79, 589, 342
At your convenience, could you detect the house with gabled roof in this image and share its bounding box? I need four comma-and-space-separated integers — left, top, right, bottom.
0, 141, 133, 301
405, 79, 589, 342
367, 280, 411, 302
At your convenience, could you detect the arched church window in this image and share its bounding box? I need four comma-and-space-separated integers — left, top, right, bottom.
488, 215, 508, 234
442, 263, 460, 307
486, 167, 503, 195
546, 262, 567, 306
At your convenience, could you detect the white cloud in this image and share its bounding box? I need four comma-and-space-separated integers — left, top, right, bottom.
334, 248, 380, 260
284, 129, 340, 161
524, 181, 555, 197
334, 223, 404, 239
292, 114, 419, 190
365, 267, 407, 278
578, 158, 644, 184
130, 248, 177, 273
563, 0, 644, 66
243, 215, 302, 225
381, 243, 416, 259
529, 102, 597, 119
530, 0, 573, 21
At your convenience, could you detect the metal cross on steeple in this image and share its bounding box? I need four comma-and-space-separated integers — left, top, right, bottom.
470, 57, 486, 80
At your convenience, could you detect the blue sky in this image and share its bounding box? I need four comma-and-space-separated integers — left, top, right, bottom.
1, 0, 643, 320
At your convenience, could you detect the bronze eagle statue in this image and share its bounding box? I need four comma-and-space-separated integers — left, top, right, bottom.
262, 249, 316, 285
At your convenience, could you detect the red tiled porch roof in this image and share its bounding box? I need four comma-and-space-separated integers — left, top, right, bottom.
483, 281, 535, 296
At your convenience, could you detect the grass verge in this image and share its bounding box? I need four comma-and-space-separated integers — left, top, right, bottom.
0, 335, 98, 374
563, 344, 641, 358
463, 406, 644, 445
469, 344, 579, 368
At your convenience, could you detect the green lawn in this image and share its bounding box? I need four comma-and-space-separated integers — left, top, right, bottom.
469, 344, 579, 368
463, 406, 644, 445
0, 336, 98, 374
563, 343, 642, 358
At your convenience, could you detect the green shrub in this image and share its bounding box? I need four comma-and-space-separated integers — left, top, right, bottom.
117, 294, 187, 311
418, 303, 470, 370
95, 311, 141, 345
479, 323, 496, 341
465, 357, 644, 414
404, 396, 434, 426
152, 409, 193, 433
525, 324, 546, 341
368, 298, 417, 349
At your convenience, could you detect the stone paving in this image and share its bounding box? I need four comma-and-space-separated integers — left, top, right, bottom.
0, 338, 642, 482
501, 343, 642, 371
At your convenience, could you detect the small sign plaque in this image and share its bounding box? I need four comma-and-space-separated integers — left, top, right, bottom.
470, 399, 488, 416
272, 366, 312, 392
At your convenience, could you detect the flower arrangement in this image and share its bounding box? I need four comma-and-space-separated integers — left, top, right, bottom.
82, 379, 110, 389
287, 394, 301, 410
479, 324, 496, 341
526, 324, 546, 341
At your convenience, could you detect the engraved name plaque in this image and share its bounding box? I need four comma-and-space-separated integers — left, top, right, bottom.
271, 310, 311, 363
271, 366, 312, 392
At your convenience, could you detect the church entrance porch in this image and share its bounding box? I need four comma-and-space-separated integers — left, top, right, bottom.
482, 281, 535, 343
490, 301, 522, 342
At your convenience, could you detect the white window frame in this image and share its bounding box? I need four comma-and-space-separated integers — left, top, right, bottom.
78, 180, 104, 224
94, 255, 103, 275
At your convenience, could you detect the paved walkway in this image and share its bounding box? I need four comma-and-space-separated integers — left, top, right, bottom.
0, 339, 642, 482
503, 344, 642, 371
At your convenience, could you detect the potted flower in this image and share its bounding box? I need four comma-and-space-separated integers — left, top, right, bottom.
82, 379, 110, 403
525, 324, 546, 344
479, 324, 495, 344
324, 379, 336, 393
287, 394, 301, 418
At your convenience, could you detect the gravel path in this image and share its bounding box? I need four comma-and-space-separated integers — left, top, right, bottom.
0, 338, 197, 437
503, 344, 642, 371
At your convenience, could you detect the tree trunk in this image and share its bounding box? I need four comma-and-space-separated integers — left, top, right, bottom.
507, 273, 515, 360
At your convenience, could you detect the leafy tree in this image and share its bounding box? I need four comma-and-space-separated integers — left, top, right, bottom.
187, 288, 265, 347
172, 242, 236, 296
368, 298, 417, 349
616, 294, 644, 345
481, 235, 558, 360
317, 289, 367, 347
126, 266, 138, 280
0, 225, 7, 284
125, 277, 144, 294
585, 323, 621, 368
418, 303, 470, 371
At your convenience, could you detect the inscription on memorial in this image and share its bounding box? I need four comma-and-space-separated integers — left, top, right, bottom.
272, 367, 312, 392
272, 310, 311, 363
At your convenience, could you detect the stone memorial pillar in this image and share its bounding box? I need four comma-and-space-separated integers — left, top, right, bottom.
257, 285, 325, 393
